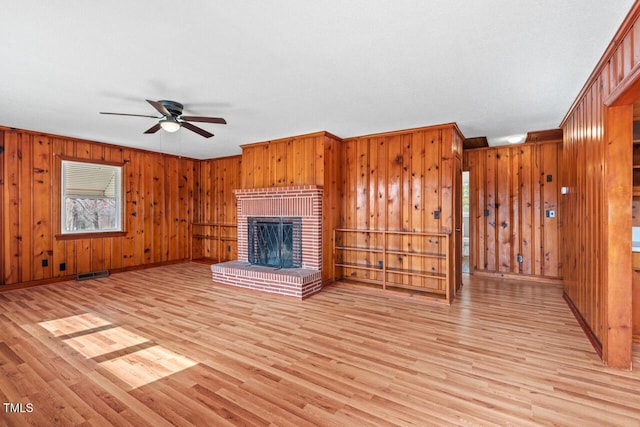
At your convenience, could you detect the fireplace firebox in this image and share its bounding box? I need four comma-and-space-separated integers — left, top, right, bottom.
248, 217, 302, 268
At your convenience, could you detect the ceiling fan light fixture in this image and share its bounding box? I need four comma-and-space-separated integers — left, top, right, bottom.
160, 117, 181, 133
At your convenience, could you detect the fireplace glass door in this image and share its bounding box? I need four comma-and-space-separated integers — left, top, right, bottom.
248, 217, 302, 268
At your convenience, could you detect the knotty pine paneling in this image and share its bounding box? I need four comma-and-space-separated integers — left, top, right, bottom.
240, 131, 343, 285
464, 140, 561, 279
240, 131, 335, 189
341, 125, 459, 233
560, 2, 640, 368
340, 124, 463, 293
321, 134, 343, 286
0, 127, 197, 287
193, 155, 242, 262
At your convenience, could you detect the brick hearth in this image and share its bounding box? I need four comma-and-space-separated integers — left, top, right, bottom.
211, 185, 323, 299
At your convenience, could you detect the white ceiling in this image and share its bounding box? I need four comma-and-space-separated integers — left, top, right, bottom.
0, 1, 634, 159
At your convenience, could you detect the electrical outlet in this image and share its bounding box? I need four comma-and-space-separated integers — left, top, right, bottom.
434, 210, 441, 219
60, 263, 66, 271
546, 210, 556, 218
484, 209, 490, 217
41, 259, 48, 267
546, 174, 553, 182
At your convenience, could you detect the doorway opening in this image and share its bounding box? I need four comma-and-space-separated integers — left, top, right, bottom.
632, 99, 640, 344
462, 171, 470, 273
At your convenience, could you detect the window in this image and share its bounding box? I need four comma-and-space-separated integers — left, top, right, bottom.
61, 160, 123, 234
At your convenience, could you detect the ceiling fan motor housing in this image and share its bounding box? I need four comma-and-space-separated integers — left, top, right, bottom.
159, 100, 184, 117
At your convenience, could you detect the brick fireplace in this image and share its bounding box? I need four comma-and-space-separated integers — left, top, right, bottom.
210, 185, 323, 298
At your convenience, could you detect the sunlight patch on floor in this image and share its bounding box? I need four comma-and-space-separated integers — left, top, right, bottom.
64, 327, 150, 358
99, 346, 197, 389
39, 312, 196, 389
39, 313, 112, 337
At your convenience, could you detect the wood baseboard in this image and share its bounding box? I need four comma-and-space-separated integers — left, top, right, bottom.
0, 259, 191, 292
191, 257, 220, 265
470, 270, 562, 286
0, 274, 77, 292
563, 291, 603, 359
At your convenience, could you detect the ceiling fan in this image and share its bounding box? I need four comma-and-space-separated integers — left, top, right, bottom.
100, 99, 226, 138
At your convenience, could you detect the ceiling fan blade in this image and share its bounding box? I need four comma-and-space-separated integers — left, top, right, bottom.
100, 112, 159, 118
144, 123, 162, 134
180, 116, 227, 124
182, 121, 213, 138
146, 99, 171, 116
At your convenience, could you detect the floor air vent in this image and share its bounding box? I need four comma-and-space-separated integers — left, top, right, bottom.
76, 270, 109, 281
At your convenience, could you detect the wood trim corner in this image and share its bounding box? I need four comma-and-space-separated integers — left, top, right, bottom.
563, 292, 603, 359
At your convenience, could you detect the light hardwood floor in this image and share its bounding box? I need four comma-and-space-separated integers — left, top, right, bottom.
1, 263, 639, 426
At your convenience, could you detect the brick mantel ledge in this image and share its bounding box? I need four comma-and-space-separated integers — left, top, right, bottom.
234, 185, 323, 197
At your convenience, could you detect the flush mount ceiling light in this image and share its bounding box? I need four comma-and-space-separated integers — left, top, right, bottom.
159, 117, 181, 133
507, 134, 526, 144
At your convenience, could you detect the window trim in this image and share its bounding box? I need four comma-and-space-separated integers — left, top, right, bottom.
56, 156, 126, 240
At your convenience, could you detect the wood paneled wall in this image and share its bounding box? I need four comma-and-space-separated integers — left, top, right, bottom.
241, 131, 340, 189
193, 156, 242, 262
0, 128, 196, 287
341, 124, 462, 233
240, 131, 342, 284
560, 2, 640, 368
340, 124, 464, 293
464, 140, 561, 279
